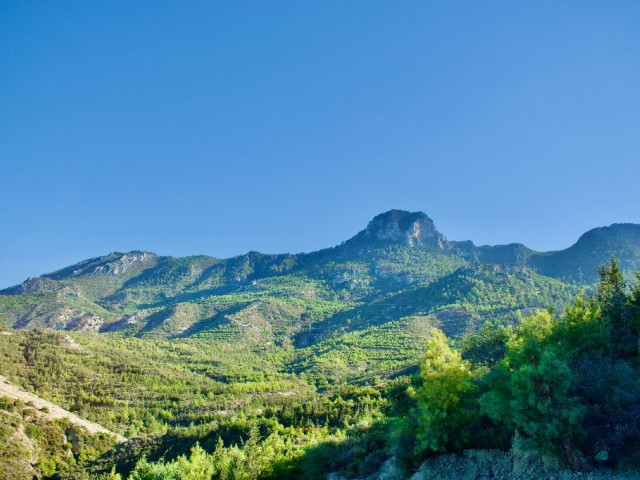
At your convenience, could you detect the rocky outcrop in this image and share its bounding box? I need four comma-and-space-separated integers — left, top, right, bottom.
1, 277, 65, 295
99, 310, 152, 332
327, 457, 404, 480
41, 251, 159, 281
346, 210, 447, 249
46, 308, 103, 331
329, 450, 640, 480
90, 251, 157, 276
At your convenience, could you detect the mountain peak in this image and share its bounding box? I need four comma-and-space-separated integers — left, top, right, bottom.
574, 223, 640, 245
347, 210, 446, 248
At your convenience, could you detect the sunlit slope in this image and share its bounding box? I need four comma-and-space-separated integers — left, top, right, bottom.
1, 211, 638, 343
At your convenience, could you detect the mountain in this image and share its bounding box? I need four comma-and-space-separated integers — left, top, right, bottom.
344, 210, 447, 249
1, 210, 639, 378
531, 223, 640, 283
3, 210, 640, 478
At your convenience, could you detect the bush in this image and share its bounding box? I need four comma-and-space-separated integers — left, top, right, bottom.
25, 424, 44, 440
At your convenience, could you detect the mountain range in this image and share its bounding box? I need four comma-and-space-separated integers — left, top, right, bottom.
2, 209, 640, 379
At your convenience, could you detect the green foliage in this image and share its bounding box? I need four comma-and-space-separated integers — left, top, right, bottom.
25, 423, 44, 440
478, 261, 640, 469
458, 318, 511, 365
480, 311, 587, 456
2, 227, 640, 478
574, 356, 640, 463
556, 293, 610, 357
628, 271, 640, 331
104, 467, 124, 480
409, 330, 480, 455
596, 257, 626, 321
0, 395, 117, 479
129, 444, 215, 480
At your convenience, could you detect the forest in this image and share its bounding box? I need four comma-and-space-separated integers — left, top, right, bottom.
2, 258, 640, 479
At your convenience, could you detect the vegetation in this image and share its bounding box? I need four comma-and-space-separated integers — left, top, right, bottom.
0, 395, 116, 480
2, 211, 640, 478
408, 330, 479, 456
104, 258, 640, 479
397, 258, 640, 473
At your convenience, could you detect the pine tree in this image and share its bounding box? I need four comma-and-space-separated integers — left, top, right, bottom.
595, 257, 637, 354
595, 257, 626, 327
480, 312, 586, 462
410, 329, 479, 455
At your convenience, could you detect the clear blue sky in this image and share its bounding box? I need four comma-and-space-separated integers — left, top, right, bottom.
1, 1, 640, 288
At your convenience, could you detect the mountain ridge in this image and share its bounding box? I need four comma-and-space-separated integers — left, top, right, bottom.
5, 211, 639, 293
1, 210, 639, 356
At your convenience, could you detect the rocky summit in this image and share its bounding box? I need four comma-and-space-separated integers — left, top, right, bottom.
346, 210, 447, 248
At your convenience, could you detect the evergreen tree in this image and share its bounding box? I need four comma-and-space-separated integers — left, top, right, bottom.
595, 257, 626, 327
480, 312, 585, 462
595, 257, 636, 354
410, 329, 479, 456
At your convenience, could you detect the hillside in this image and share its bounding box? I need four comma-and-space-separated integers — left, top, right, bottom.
1, 211, 640, 478
2, 210, 638, 347
1, 210, 637, 392
0, 365, 120, 480
0, 373, 125, 442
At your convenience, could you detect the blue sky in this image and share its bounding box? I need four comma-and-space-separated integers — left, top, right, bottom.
1, 1, 639, 287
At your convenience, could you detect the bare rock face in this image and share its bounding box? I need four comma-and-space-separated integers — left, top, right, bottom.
88, 251, 157, 276
47, 308, 103, 331
0, 277, 83, 298
0, 277, 65, 295
347, 210, 447, 249
100, 310, 152, 332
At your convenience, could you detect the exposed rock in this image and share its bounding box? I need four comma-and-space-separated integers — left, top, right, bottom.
1, 277, 65, 295
100, 310, 152, 332
90, 251, 157, 276
409, 449, 640, 480
331, 267, 371, 289
347, 210, 447, 249
410, 450, 514, 480
46, 308, 103, 332
60, 334, 82, 349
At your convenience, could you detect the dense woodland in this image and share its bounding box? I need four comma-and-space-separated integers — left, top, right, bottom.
2, 213, 640, 478
2, 258, 640, 479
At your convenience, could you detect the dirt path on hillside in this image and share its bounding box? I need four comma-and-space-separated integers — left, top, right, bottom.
0, 375, 126, 442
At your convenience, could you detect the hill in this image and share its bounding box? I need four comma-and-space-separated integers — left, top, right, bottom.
2, 211, 640, 478
2, 210, 638, 347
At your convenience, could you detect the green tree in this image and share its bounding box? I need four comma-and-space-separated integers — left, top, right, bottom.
410, 329, 479, 456
176, 444, 215, 480
480, 312, 586, 465
557, 292, 610, 357
627, 271, 640, 334
128, 443, 214, 480
128, 456, 184, 480
594, 257, 638, 355
105, 467, 123, 480
595, 257, 626, 327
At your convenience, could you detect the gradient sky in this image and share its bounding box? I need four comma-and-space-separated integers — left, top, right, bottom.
1, 1, 640, 288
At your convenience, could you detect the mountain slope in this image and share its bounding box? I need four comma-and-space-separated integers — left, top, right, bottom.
0, 374, 125, 441
531, 223, 640, 283
1, 210, 639, 350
